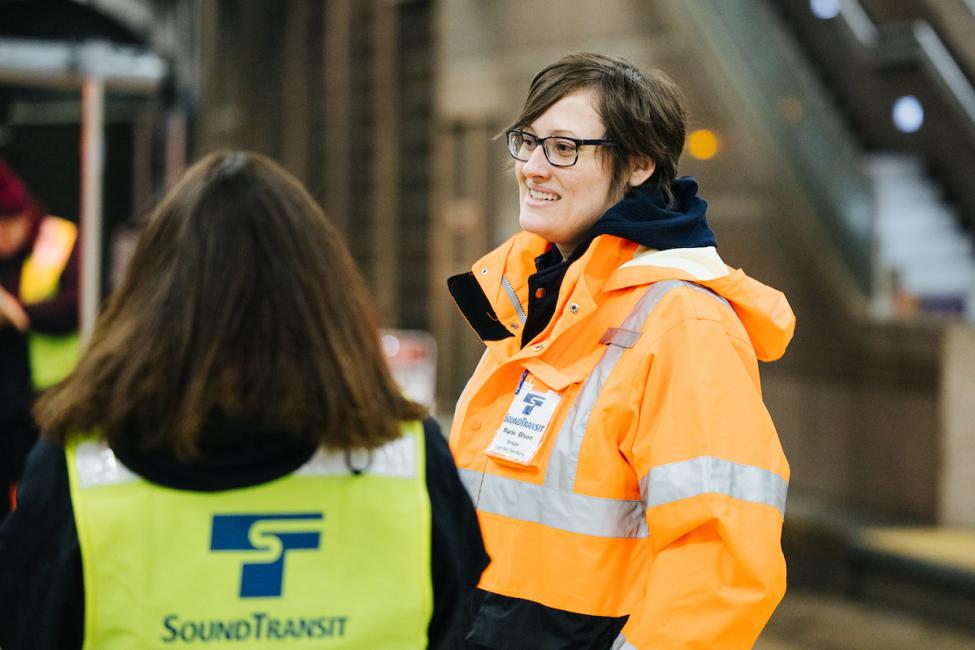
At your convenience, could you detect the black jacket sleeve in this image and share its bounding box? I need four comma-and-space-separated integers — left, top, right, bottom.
0, 440, 83, 650
423, 417, 490, 649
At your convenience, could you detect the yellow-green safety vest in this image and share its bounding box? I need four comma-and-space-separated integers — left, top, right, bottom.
65, 421, 433, 649
19, 215, 80, 390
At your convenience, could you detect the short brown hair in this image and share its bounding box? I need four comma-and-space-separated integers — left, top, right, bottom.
508, 53, 687, 205
35, 151, 425, 457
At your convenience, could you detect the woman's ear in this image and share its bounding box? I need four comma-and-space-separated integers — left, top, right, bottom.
628, 156, 655, 188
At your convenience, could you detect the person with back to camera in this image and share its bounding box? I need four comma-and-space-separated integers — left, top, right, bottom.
447, 53, 795, 648
0, 159, 80, 522
0, 151, 488, 649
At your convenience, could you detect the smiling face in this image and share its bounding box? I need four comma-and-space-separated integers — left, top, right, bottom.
516, 89, 617, 259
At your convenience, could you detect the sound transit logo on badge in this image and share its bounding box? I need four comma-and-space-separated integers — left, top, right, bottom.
210, 513, 324, 598
521, 393, 546, 416
486, 372, 561, 465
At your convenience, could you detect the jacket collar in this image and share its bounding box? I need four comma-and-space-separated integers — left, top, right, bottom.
462, 233, 639, 363
457, 234, 794, 364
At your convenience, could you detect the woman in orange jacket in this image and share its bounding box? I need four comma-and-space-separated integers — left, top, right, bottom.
447, 53, 795, 649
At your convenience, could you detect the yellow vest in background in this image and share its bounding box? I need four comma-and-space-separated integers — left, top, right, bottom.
65, 421, 432, 649
19, 215, 80, 390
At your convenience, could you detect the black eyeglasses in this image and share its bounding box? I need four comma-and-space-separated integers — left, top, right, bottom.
505, 129, 616, 167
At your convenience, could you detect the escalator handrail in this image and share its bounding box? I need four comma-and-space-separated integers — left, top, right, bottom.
833, 1, 975, 141
684, 0, 876, 293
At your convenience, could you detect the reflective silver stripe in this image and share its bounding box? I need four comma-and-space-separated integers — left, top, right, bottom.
501, 275, 527, 324
641, 456, 787, 515
684, 280, 732, 310
296, 434, 418, 478
76, 434, 418, 489
545, 280, 686, 491
75, 441, 138, 488
611, 633, 637, 650
599, 327, 641, 348
458, 467, 483, 502
475, 472, 647, 538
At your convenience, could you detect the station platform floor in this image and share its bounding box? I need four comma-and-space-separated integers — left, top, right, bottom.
758, 588, 975, 649
774, 491, 975, 647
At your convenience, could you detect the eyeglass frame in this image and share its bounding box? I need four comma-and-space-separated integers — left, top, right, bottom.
505, 129, 616, 168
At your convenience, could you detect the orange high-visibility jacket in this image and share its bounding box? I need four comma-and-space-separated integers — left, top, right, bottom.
449, 231, 795, 649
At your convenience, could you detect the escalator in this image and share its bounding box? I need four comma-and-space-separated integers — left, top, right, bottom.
679, 0, 975, 318
772, 0, 975, 316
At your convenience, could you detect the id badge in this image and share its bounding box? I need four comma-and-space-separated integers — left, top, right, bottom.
485, 371, 562, 466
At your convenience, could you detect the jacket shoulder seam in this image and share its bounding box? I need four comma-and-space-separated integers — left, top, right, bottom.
636, 286, 751, 350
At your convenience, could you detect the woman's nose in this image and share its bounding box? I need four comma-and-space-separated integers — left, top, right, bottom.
521, 145, 551, 177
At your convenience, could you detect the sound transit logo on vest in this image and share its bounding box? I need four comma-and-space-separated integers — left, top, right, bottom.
157, 512, 347, 643
210, 513, 324, 598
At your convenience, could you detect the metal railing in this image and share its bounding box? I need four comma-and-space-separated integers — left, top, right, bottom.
681, 0, 876, 294
831, 0, 975, 144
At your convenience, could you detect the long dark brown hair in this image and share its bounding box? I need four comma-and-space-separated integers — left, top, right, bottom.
35, 151, 425, 457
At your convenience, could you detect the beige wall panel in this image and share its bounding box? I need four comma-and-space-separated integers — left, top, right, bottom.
940, 324, 975, 524
763, 373, 857, 501
437, 0, 676, 122
851, 385, 940, 518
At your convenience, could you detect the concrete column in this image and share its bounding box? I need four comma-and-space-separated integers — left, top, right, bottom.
372, 0, 400, 326
323, 0, 352, 235
939, 322, 975, 525
80, 76, 105, 344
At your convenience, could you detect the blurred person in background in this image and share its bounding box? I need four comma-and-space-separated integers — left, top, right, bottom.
448, 53, 795, 648
0, 151, 487, 649
0, 158, 79, 522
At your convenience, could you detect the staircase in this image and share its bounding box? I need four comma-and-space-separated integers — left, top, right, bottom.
868, 154, 975, 319
773, 0, 975, 321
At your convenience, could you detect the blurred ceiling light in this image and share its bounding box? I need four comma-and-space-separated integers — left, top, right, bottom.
892, 95, 924, 133
810, 0, 841, 19
688, 129, 719, 160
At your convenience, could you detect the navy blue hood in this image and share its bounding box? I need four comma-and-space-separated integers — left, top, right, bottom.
447, 177, 718, 345
571, 177, 716, 259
